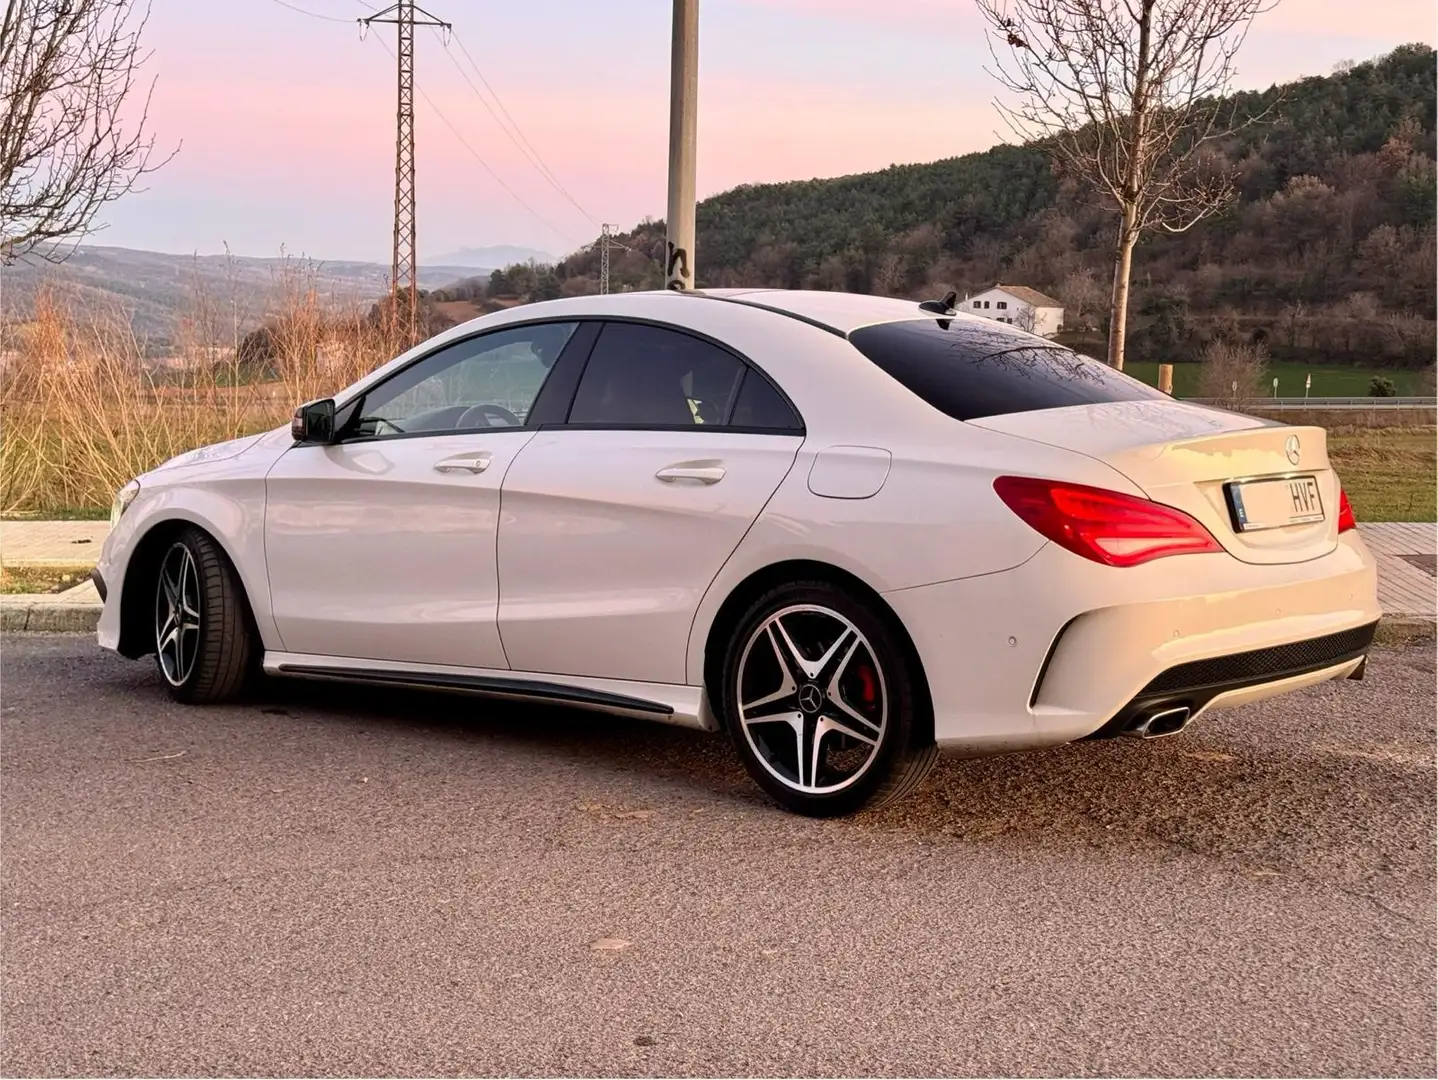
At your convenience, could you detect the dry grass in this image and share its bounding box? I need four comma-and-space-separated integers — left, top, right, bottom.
1, 267, 400, 515
0, 563, 96, 595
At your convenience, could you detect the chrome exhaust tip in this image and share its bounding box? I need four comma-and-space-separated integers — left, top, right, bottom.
1122, 705, 1193, 740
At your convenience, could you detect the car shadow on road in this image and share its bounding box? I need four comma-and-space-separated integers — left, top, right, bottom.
245, 654, 1435, 891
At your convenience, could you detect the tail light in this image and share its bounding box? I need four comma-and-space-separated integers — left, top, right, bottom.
1337, 487, 1356, 533
994, 475, 1222, 568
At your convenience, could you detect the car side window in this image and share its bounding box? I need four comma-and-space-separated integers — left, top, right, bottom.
349, 322, 578, 439
567, 322, 747, 427
729, 369, 802, 431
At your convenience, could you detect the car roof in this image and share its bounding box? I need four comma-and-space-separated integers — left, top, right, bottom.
694, 288, 960, 335
520, 286, 1004, 338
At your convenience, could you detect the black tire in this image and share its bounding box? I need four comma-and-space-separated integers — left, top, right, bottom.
716, 579, 937, 817
152, 526, 256, 704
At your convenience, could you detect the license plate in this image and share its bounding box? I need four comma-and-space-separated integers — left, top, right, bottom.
1225, 475, 1324, 532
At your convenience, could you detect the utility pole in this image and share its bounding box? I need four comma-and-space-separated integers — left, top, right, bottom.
599, 223, 612, 295
361, 1, 451, 343
664, 0, 698, 291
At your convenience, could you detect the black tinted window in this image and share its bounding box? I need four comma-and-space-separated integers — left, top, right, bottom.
569, 323, 745, 426
730, 369, 802, 431
848, 319, 1164, 422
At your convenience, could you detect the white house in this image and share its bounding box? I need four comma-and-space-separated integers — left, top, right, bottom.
963, 284, 1065, 338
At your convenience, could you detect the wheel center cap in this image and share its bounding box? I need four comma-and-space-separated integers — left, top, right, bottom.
797, 683, 824, 715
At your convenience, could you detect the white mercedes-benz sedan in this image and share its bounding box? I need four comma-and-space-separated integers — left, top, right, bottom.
93, 288, 1381, 815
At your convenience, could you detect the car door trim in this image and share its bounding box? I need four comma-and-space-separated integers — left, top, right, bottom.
272, 662, 676, 715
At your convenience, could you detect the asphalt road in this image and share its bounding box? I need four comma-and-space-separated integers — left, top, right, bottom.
2, 634, 1433, 1078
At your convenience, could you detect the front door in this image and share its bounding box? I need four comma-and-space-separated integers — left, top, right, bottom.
497, 320, 806, 685
264, 320, 583, 669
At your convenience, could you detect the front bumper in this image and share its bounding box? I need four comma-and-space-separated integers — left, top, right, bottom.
883, 532, 1381, 754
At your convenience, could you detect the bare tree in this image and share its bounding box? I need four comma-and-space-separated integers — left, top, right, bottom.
976, 0, 1274, 370
0, 0, 173, 262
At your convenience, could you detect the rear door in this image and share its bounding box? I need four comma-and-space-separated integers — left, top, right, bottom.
497, 320, 805, 684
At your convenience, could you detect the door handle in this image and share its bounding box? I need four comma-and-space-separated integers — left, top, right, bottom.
434, 452, 492, 474
655, 463, 725, 485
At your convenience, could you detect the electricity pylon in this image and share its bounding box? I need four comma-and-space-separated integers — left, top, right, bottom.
361, 1, 451, 342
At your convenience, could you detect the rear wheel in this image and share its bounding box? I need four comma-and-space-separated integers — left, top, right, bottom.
717, 580, 937, 816
153, 527, 256, 704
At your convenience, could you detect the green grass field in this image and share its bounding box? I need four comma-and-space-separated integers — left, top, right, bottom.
1124, 361, 1430, 398
1327, 430, 1437, 523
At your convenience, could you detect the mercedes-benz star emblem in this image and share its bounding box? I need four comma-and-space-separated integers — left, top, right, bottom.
797, 684, 823, 715
1285, 434, 1301, 466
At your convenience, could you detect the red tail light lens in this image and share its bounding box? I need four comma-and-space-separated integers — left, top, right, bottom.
994, 475, 1222, 568
1337, 487, 1356, 533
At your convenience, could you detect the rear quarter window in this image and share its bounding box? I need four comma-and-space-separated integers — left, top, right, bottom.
848, 318, 1165, 422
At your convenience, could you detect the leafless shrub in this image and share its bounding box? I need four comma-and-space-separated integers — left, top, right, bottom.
1197, 338, 1270, 409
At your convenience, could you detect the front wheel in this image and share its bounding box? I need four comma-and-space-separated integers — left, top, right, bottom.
153, 527, 256, 704
717, 580, 937, 817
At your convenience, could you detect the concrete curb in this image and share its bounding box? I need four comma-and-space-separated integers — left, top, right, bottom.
1, 601, 1432, 648
1, 601, 104, 633
1373, 616, 1437, 645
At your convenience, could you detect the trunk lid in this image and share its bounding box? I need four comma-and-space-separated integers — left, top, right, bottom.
968, 398, 1340, 565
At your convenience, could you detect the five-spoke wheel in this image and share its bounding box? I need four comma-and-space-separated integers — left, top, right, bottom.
720, 580, 937, 816
736, 604, 888, 795
150, 527, 256, 704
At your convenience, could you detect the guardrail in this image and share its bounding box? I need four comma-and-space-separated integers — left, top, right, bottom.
1184, 396, 1437, 409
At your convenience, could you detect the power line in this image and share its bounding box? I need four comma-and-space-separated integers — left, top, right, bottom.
442, 31, 598, 228
367, 33, 569, 244
365, 0, 602, 255
268, 0, 353, 22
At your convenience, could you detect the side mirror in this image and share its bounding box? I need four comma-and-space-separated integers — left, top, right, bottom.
291, 398, 336, 444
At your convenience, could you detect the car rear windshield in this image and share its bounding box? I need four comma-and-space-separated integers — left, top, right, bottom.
848, 318, 1166, 422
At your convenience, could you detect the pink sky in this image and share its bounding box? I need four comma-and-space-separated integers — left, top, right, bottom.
96, 0, 1436, 263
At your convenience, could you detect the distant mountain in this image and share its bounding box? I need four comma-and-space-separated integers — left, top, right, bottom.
2, 245, 482, 349
426, 245, 554, 268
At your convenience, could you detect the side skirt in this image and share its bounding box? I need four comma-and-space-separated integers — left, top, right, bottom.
262, 651, 721, 732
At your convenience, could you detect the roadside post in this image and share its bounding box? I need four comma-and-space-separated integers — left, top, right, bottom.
665, 0, 698, 291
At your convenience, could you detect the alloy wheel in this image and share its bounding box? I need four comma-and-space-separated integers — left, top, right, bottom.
735, 603, 888, 795
155, 541, 201, 687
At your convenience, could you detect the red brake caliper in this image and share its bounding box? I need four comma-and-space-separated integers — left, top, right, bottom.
856, 663, 877, 707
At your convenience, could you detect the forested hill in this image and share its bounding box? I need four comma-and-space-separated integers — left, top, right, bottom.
459, 44, 1436, 367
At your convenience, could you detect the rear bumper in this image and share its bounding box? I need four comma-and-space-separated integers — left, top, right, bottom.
883, 532, 1381, 754
1085, 620, 1376, 739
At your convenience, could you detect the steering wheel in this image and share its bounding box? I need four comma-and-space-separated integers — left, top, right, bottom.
456, 403, 521, 429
